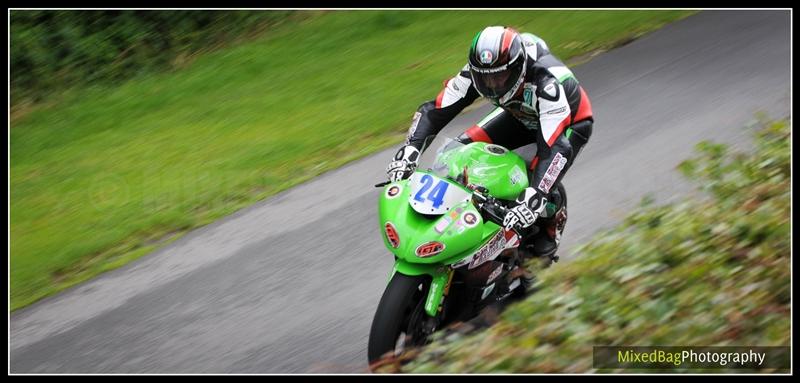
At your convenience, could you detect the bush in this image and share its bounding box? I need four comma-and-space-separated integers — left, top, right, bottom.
10, 10, 296, 105
395, 118, 791, 373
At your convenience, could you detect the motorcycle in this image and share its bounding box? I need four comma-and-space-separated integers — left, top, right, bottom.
367, 139, 562, 365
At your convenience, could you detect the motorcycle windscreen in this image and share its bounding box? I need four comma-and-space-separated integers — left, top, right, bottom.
407, 172, 471, 215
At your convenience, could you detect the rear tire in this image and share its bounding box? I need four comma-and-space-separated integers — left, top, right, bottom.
367, 273, 429, 364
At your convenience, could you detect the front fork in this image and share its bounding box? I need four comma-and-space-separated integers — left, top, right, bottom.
389, 260, 454, 317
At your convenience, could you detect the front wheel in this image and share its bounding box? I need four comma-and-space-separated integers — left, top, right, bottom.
367, 273, 430, 364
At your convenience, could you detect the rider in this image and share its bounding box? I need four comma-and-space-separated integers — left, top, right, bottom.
386, 26, 593, 260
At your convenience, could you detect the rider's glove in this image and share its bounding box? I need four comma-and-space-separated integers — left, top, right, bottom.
503, 187, 547, 231
386, 145, 420, 182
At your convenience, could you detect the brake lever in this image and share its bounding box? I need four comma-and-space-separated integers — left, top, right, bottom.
374, 181, 390, 188
473, 194, 504, 224
471, 190, 523, 238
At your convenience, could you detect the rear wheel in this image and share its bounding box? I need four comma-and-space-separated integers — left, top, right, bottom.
367, 273, 430, 364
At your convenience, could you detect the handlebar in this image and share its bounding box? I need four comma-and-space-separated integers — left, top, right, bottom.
374, 179, 520, 234
471, 187, 512, 229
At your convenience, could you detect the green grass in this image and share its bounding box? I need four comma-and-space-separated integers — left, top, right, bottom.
10, 10, 696, 310
395, 118, 791, 373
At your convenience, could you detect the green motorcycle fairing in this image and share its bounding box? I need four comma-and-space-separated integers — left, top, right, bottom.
377, 141, 529, 317
435, 141, 529, 200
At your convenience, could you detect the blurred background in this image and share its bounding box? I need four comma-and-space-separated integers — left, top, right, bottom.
9, 9, 694, 311
9, 9, 790, 373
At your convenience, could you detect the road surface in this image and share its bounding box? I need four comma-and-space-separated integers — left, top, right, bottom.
10, 10, 791, 373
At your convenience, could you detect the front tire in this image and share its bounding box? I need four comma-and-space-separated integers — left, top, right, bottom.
367, 273, 429, 364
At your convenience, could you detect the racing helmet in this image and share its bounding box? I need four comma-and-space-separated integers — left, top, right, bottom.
468, 26, 527, 104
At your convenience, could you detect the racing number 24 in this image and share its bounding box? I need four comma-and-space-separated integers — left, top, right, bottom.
413, 174, 449, 209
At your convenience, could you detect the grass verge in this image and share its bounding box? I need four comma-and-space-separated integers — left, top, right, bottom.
10, 10, 695, 310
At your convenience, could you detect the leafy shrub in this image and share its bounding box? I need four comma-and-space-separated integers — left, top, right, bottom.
397, 118, 790, 373
10, 10, 296, 105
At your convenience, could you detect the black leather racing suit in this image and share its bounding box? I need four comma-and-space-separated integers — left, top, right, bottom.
404, 33, 593, 204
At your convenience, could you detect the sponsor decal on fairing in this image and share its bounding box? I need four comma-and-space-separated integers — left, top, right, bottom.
386, 185, 402, 199
461, 212, 479, 228
509, 166, 525, 185
455, 229, 519, 270
435, 207, 464, 234
416, 241, 445, 258
384, 222, 400, 248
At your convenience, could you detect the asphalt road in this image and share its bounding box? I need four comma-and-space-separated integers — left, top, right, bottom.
10, 10, 791, 373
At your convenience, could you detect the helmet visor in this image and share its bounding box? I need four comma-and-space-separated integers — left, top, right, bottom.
471, 57, 524, 100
